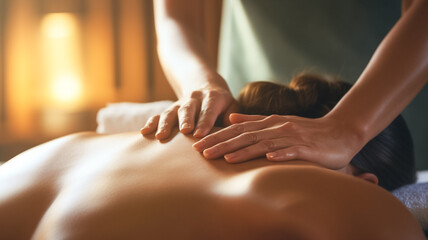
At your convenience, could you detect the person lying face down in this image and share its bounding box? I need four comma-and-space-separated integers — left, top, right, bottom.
0, 132, 424, 240
237, 73, 416, 191
0, 75, 424, 240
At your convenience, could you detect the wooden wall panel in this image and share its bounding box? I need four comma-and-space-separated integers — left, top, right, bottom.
4, 0, 39, 137
0, 0, 223, 163
84, 0, 116, 107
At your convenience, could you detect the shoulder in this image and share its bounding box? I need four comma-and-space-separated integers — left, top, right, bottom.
246, 164, 425, 239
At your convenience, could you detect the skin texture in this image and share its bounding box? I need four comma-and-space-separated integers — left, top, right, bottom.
145, 0, 428, 170
0, 130, 425, 240
193, 114, 358, 169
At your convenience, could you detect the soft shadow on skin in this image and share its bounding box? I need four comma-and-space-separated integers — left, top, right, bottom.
142, 127, 324, 175
128, 128, 179, 151
142, 128, 180, 143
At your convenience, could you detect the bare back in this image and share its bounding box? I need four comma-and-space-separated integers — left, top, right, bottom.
0, 130, 424, 239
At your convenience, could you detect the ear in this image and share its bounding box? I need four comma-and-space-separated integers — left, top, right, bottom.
355, 173, 379, 185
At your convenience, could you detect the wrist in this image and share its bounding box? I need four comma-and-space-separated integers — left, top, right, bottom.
182, 72, 230, 96
323, 113, 369, 152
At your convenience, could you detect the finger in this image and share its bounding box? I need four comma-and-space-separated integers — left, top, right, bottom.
192, 120, 270, 152
155, 105, 179, 140
221, 100, 239, 126
223, 138, 294, 163
193, 116, 294, 152
193, 93, 225, 138
229, 113, 267, 124
141, 115, 160, 135
202, 127, 287, 159
266, 146, 310, 162
177, 98, 199, 134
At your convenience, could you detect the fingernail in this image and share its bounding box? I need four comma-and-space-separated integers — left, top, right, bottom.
203, 147, 216, 157
224, 153, 237, 161
194, 129, 206, 138
141, 128, 149, 135
181, 123, 191, 130
155, 129, 166, 139
192, 140, 206, 151
266, 152, 277, 159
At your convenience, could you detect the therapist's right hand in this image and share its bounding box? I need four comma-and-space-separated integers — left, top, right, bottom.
141, 86, 238, 140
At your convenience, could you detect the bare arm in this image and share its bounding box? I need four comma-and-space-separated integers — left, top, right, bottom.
142, 0, 237, 139
154, 0, 226, 96
194, 0, 428, 169
328, 0, 428, 144
402, 0, 416, 14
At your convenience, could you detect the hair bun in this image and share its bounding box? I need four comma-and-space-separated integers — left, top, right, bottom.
238, 73, 351, 118
238, 73, 415, 191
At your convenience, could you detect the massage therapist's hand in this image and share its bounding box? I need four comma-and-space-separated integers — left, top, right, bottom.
193, 113, 364, 170
141, 86, 238, 140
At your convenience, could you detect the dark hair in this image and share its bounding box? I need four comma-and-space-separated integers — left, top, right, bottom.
237, 73, 416, 191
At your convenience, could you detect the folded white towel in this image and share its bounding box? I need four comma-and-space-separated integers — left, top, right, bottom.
96, 101, 173, 134
417, 170, 428, 183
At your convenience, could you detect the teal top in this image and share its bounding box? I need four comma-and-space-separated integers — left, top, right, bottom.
217, 0, 428, 170
218, 0, 401, 95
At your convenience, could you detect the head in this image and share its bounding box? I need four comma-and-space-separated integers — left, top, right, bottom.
237, 73, 416, 191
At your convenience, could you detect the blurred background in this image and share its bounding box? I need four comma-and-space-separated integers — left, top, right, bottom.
1, 0, 426, 170
0, 0, 222, 162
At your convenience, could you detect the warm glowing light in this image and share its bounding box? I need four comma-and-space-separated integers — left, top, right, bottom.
41, 13, 76, 38
51, 74, 82, 104
40, 13, 84, 110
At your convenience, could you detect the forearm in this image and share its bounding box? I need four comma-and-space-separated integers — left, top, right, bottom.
402, 0, 416, 14
327, 0, 428, 143
154, 0, 228, 98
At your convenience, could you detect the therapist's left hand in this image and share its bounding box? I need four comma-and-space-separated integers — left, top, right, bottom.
192, 113, 364, 170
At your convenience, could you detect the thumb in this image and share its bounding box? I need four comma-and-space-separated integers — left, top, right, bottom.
229, 113, 266, 124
